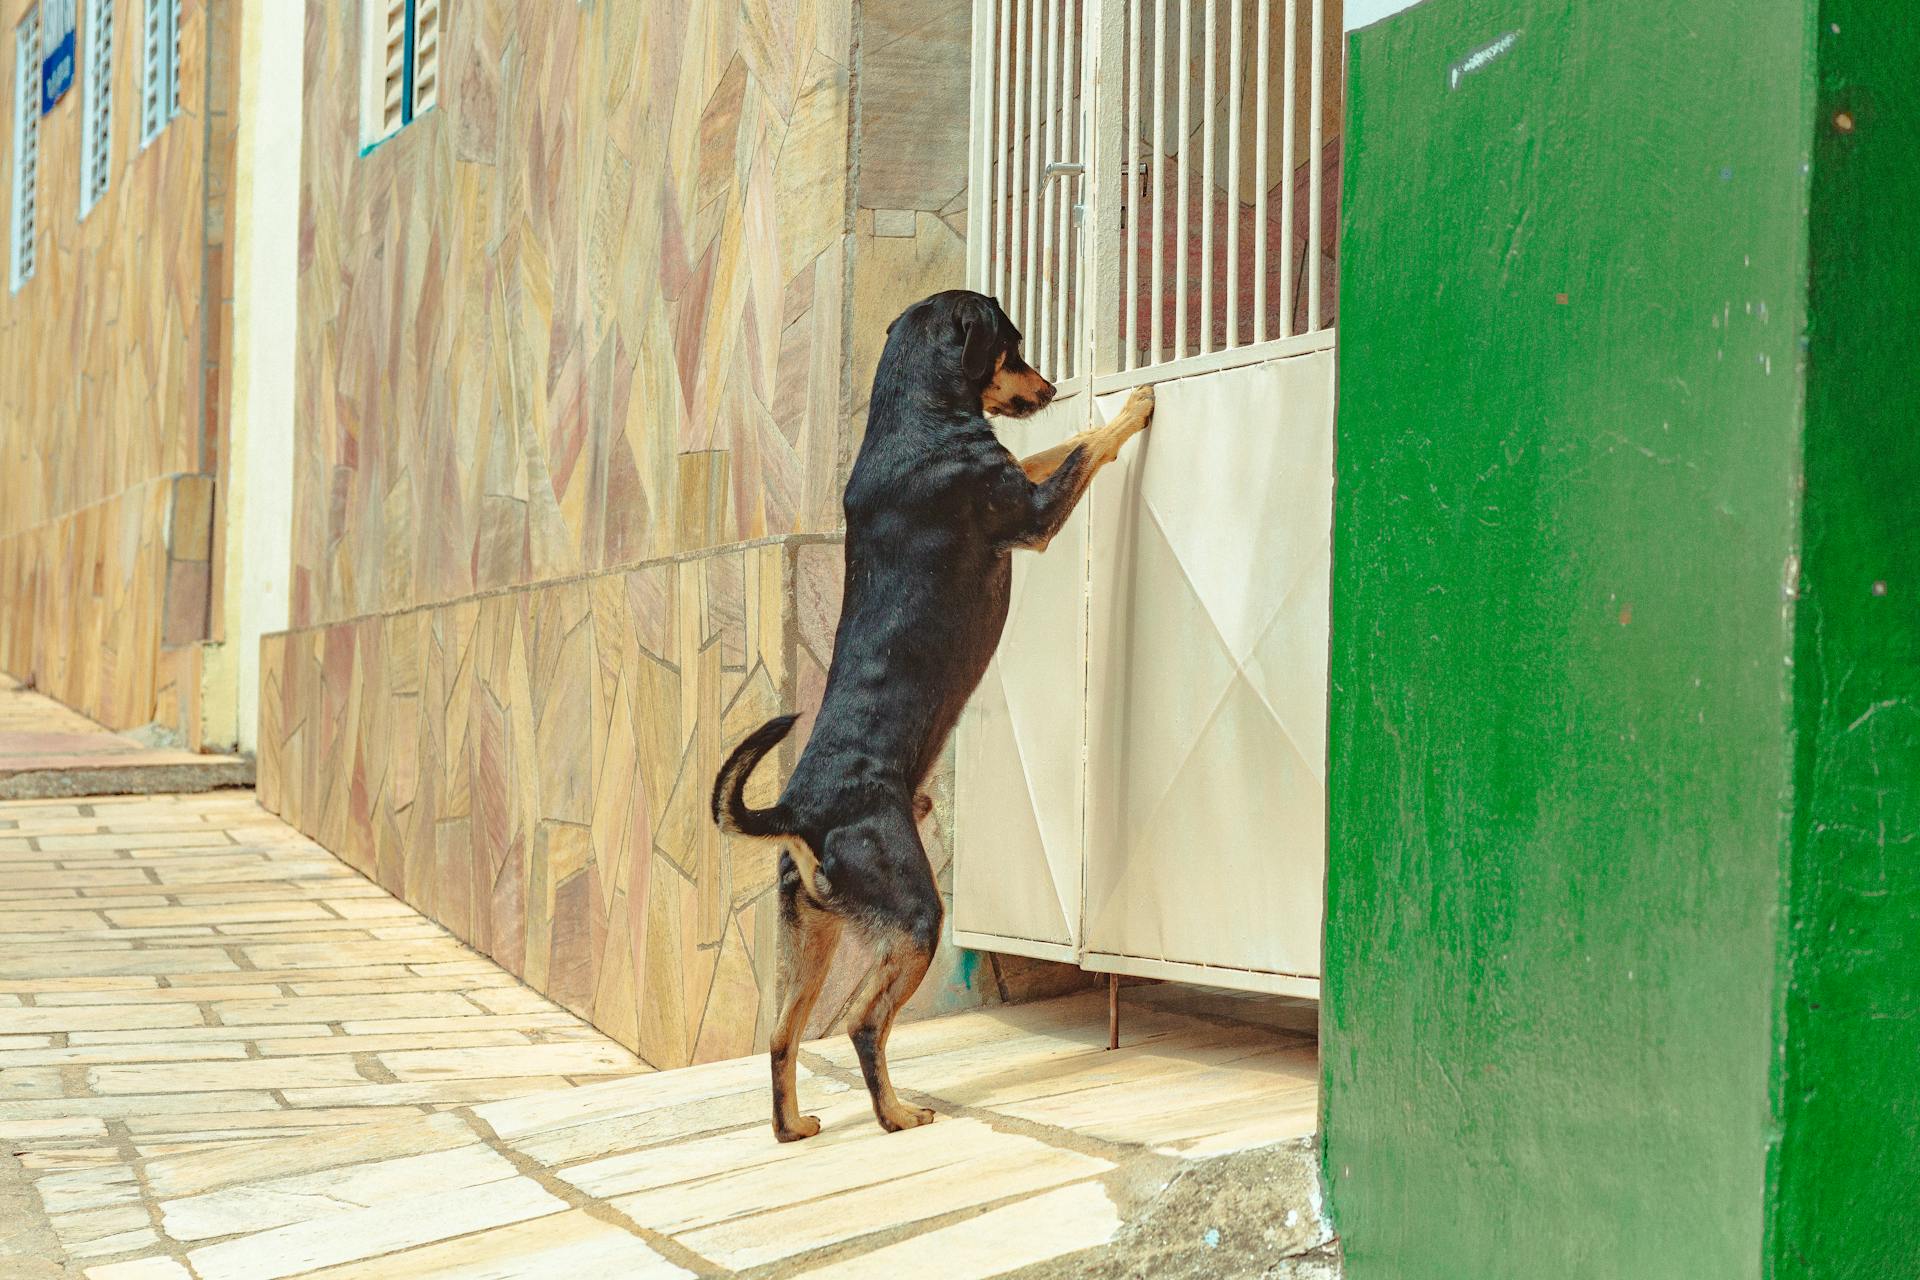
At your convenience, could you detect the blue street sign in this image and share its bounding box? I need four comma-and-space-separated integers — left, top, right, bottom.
41, 0, 75, 115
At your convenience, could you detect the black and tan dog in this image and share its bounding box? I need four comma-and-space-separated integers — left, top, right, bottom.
711, 289, 1153, 1141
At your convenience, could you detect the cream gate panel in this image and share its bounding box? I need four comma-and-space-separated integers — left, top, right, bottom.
958, 0, 1337, 992
953, 396, 1092, 963
1083, 354, 1331, 994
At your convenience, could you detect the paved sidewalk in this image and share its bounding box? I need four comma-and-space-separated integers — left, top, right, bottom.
0, 677, 250, 801
1, 789, 1331, 1279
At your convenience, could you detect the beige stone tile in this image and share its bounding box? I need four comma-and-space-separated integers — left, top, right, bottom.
208, 920, 384, 938
18, 1147, 124, 1172
255, 1030, 532, 1056
69, 1024, 333, 1046
47, 1203, 150, 1241
104, 902, 333, 927
281, 974, 515, 996
0, 1116, 110, 1143
990, 1055, 1320, 1157
0, 1066, 69, 1099
4, 925, 217, 945
241, 941, 473, 969
322, 897, 415, 919
36, 832, 227, 851
0, 868, 155, 888
85, 1257, 195, 1279
86, 1257, 194, 1279
0, 1090, 279, 1121
512, 1075, 852, 1168
142, 1112, 475, 1198
2, 898, 174, 913
89, 1057, 369, 1095
405, 960, 509, 977
116, 860, 346, 888
185, 1177, 568, 1280
0, 976, 156, 994
67, 1224, 159, 1258
364, 923, 451, 941
161, 965, 420, 987
211, 993, 486, 1025
162, 882, 379, 903
122, 1106, 427, 1139
570, 1106, 1080, 1212
36, 1165, 141, 1213
296, 1209, 691, 1280
930, 1032, 1306, 1112
800, 1179, 1124, 1280
0, 908, 109, 933
656, 1136, 1111, 1270
0, 1042, 250, 1068
161, 1144, 517, 1241
36, 984, 289, 1006
338, 1012, 588, 1035
378, 1043, 640, 1081
0, 1004, 205, 1035
276, 1078, 577, 1108
460, 985, 557, 1015
0, 947, 239, 978
479, 1054, 768, 1142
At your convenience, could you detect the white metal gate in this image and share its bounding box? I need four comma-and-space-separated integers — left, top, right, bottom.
956, 0, 1340, 996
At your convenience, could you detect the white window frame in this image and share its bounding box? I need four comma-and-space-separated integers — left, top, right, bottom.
79, 0, 112, 215
140, 0, 180, 148
359, 0, 439, 150
9, 6, 40, 293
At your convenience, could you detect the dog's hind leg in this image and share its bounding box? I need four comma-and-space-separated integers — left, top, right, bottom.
848, 922, 939, 1132
828, 812, 943, 1133
769, 852, 844, 1142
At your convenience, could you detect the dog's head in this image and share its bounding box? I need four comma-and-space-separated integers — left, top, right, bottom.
957, 294, 1056, 419
886, 290, 1057, 420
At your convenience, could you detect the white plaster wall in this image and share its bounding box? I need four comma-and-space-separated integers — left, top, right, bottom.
1345, 0, 1425, 29
220, 0, 304, 753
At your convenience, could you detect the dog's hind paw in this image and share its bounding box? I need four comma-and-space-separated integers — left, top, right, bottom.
878, 1104, 937, 1133
774, 1114, 822, 1143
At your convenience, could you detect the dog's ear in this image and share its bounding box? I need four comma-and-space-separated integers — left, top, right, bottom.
957, 297, 999, 382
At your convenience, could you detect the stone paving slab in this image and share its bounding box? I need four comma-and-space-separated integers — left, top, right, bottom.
0, 790, 1334, 1278
0, 677, 252, 801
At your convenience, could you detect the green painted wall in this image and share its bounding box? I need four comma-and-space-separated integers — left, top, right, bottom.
1769, 4, 1920, 1276
1325, 0, 1815, 1275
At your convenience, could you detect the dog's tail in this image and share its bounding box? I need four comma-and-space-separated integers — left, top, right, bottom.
712, 714, 799, 838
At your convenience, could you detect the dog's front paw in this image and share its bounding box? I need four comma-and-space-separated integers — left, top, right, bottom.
1124, 384, 1156, 427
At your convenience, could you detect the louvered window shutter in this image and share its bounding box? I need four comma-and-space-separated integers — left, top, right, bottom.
80, 0, 113, 214
167, 0, 180, 117
380, 0, 406, 136
9, 9, 40, 290
140, 0, 163, 143
409, 0, 438, 118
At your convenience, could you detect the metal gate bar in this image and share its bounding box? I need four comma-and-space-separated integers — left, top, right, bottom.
971, 0, 1339, 389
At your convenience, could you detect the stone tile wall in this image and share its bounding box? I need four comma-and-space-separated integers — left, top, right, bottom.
262, 0, 1087, 1067
0, 0, 236, 736
258, 541, 1079, 1069
289, 0, 853, 630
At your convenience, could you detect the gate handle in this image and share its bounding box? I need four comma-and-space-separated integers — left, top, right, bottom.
1044, 161, 1084, 180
